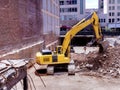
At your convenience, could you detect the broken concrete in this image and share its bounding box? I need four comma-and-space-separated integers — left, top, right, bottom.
73, 41, 120, 78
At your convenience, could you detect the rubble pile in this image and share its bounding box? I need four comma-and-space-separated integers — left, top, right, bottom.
97, 46, 120, 78
76, 45, 120, 78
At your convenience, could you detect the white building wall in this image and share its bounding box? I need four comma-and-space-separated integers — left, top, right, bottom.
96, 0, 120, 29
103, 0, 120, 28
104, 0, 108, 14
60, 0, 85, 21
42, 0, 60, 35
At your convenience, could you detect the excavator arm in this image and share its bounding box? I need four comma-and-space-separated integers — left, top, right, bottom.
61, 12, 103, 55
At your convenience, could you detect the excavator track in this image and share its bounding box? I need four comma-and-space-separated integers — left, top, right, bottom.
68, 64, 75, 75
47, 63, 75, 75
47, 65, 54, 75
68, 60, 75, 75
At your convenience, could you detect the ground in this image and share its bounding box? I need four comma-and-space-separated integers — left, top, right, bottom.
12, 36, 120, 90
28, 68, 120, 90
13, 64, 120, 90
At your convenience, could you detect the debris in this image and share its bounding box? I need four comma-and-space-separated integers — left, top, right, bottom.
73, 44, 120, 78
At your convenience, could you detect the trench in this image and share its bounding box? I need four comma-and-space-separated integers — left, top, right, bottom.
59, 36, 93, 46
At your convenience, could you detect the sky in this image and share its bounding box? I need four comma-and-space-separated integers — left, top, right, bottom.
86, 0, 98, 9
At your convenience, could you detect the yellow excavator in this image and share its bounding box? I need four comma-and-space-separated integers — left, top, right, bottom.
36, 12, 106, 75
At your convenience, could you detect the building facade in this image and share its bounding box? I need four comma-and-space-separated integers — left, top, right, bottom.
41, 0, 60, 48
104, 0, 120, 29
59, 0, 85, 27
42, 0, 60, 35
104, 0, 120, 23
98, 0, 104, 13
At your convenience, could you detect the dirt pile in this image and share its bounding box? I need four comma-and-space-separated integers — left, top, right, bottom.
97, 46, 120, 78
75, 45, 120, 78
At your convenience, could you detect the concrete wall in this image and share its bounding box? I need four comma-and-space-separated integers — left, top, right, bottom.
0, 42, 44, 60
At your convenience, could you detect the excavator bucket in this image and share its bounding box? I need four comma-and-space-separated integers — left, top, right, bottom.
98, 40, 109, 53
87, 39, 109, 53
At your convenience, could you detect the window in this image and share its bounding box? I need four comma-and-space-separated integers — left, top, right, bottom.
68, 8, 71, 12
117, 18, 120, 21
109, 12, 115, 16
101, 19, 103, 22
117, 6, 120, 10
66, 0, 77, 5
109, 6, 115, 10
67, 8, 77, 12
64, 8, 68, 12
109, 12, 111, 16
112, 6, 115, 10
66, 0, 72, 4
109, 0, 115, 4
117, 0, 120, 4
72, 8, 75, 12
60, 15, 65, 20
117, 12, 120, 16
60, 8, 77, 13
72, 0, 77, 4
74, 8, 77, 12
100, 19, 106, 23
80, 0, 84, 14
112, 18, 115, 23
109, 6, 111, 10
104, 19, 106, 22
109, 18, 115, 23
109, 19, 111, 23
60, 1, 64, 5
112, 12, 115, 16
60, 8, 64, 12
100, 4, 103, 9
112, 0, 115, 4
109, 0, 112, 4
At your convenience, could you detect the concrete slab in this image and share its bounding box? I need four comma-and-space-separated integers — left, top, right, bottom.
73, 46, 99, 54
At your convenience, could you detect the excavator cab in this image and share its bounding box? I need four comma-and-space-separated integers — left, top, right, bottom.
55, 46, 63, 54
41, 49, 52, 55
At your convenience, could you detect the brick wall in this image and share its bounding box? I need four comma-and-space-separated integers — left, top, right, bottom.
0, 0, 58, 60
0, 0, 20, 47
0, 0, 43, 49
0, 0, 43, 60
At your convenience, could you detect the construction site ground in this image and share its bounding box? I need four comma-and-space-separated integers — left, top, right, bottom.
14, 64, 120, 90
12, 36, 120, 90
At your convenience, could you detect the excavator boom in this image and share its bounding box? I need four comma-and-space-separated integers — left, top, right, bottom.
62, 12, 103, 55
